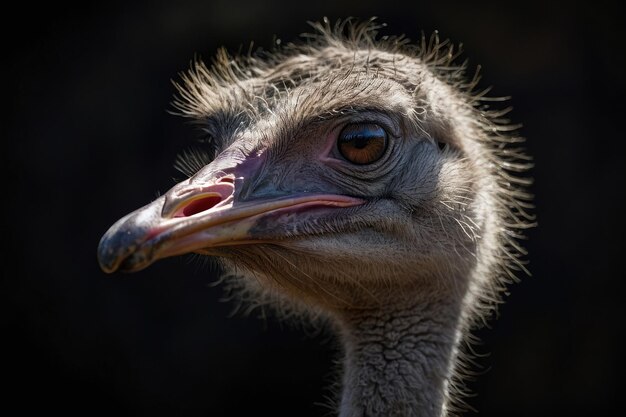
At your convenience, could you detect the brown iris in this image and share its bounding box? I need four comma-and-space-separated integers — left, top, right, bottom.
337, 123, 388, 165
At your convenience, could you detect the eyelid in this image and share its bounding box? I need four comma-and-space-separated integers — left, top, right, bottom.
326, 110, 398, 138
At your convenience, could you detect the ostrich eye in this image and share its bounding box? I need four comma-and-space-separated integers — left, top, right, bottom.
337, 123, 388, 165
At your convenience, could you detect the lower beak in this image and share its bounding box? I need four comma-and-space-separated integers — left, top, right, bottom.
97, 189, 364, 273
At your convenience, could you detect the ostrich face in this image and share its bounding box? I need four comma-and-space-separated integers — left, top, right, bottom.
99, 42, 487, 308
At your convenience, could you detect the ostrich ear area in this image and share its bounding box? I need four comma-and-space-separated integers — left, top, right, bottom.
97, 184, 366, 274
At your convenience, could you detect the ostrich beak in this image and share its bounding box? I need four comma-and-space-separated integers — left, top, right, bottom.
97, 174, 364, 273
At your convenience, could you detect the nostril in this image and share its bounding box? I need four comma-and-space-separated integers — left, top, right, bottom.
177, 195, 222, 217
218, 176, 234, 184
168, 181, 234, 218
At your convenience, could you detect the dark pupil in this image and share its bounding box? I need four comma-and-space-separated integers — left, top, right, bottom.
351, 136, 370, 149
337, 123, 388, 165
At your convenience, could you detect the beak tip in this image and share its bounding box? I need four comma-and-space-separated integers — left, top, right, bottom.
97, 229, 155, 274
100, 266, 118, 274
97, 239, 121, 274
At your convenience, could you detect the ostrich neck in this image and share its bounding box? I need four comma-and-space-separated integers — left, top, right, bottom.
335, 297, 463, 417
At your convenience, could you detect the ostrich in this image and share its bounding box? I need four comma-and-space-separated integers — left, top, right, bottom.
98, 19, 532, 417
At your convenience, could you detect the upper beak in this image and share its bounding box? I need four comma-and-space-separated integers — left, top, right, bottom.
97, 174, 364, 273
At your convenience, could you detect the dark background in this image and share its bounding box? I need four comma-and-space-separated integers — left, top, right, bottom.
3, 1, 625, 416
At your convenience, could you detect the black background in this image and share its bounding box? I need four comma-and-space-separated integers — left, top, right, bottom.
4, 1, 625, 416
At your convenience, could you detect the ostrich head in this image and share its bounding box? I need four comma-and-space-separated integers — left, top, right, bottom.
98, 19, 532, 416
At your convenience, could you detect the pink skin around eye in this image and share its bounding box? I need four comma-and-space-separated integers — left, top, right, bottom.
317, 125, 344, 165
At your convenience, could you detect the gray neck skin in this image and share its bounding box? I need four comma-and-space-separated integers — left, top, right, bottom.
335, 298, 462, 417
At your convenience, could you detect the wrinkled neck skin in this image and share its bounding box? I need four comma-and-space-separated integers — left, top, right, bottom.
334, 293, 464, 417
